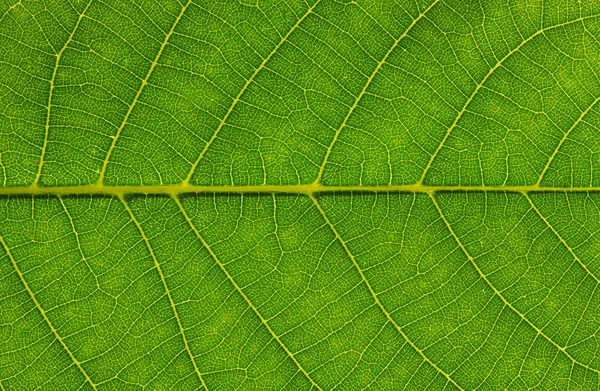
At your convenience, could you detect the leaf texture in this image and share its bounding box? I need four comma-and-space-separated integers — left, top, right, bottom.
1, 0, 600, 389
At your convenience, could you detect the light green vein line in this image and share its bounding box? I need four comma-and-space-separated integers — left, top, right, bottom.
0, 236, 99, 390
418, 12, 600, 185
57, 196, 102, 294
0, 1, 21, 24
33, 0, 94, 186
173, 195, 324, 391
525, 193, 600, 283
5, 184, 600, 196
97, 0, 194, 185
58, 196, 92, 267
309, 194, 465, 391
537, 96, 600, 185
119, 196, 209, 391
0, 378, 5, 391
183, 0, 322, 185
430, 192, 600, 375
315, 0, 441, 185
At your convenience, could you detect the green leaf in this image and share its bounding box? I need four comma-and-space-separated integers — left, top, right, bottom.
1, 0, 600, 389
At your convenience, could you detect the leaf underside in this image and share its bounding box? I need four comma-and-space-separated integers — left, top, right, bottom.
1, 0, 600, 390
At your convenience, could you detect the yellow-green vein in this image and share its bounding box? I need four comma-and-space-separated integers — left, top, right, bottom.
315, 0, 441, 185
309, 193, 465, 391
419, 12, 600, 185
537, 96, 600, 185
430, 192, 600, 375
34, 0, 94, 186
525, 193, 600, 283
183, 0, 322, 185
6, 183, 600, 197
173, 195, 324, 391
98, 0, 194, 185
119, 196, 209, 391
0, 235, 99, 390
0, 1, 21, 24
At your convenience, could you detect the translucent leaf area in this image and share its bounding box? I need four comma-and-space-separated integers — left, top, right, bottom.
1, 0, 600, 389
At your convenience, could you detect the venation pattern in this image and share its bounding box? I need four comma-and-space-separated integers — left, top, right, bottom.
1, 0, 600, 389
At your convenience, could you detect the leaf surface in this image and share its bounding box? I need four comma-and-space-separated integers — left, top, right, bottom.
1, 0, 600, 389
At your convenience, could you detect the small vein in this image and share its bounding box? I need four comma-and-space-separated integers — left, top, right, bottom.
525, 193, 600, 283
34, 0, 94, 186
0, 1, 21, 24
430, 192, 600, 376
536, 96, 600, 186
119, 196, 209, 391
173, 195, 324, 391
98, 0, 194, 185
183, 0, 322, 185
419, 12, 600, 185
315, 0, 441, 185
0, 235, 99, 390
57, 196, 98, 280
309, 193, 464, 391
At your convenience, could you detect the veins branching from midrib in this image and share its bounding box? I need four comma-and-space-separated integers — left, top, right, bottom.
34, 0, 94, 186
311, 194, 465, 391
174, 196, 324, 391
315, 0, 441, 185
525, 193, 600, 283
535, 96, 600, 186
418, 12, 600, 185
97, 0, 195, 185
431, 193, 600, 376
28, 4, 600, 191
183, 0, 323, 185
121, 196, 209, 390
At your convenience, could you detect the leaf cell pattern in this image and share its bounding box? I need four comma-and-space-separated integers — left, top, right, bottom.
1, 0, 600, 389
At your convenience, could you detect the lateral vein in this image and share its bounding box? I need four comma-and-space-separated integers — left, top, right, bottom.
315, 0, 441, 184
183, 0, 322, 185
536, 96, 600, 185
430, 192, 600, 375
34, 0, 94, 186
0, 236, 99, 390
173, 195, 324, 391
525, 193, 600, 283
119, 196, 209, 391
419, 12, 600, 185
310, 194, 465, 391
98, 0, 194, 185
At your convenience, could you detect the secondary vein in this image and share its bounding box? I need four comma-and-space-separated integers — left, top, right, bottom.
430, 192, 600, 376
34, 0, 94, 186
120, 196, 209, 391
310, 193, 465, 391
173, 195, 324, 391
536, 96, 600, 186
315, 0, 441, 185
98, 0, 194, 185
0, 236, 99, 390
419, 12, 600, 185
183, 0, 322, 185
525, 193, 600, 283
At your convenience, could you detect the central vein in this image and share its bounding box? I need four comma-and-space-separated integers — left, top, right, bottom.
0, 184, 597, 196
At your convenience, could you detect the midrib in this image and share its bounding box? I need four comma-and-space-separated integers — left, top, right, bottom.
0, 183, 597, 196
